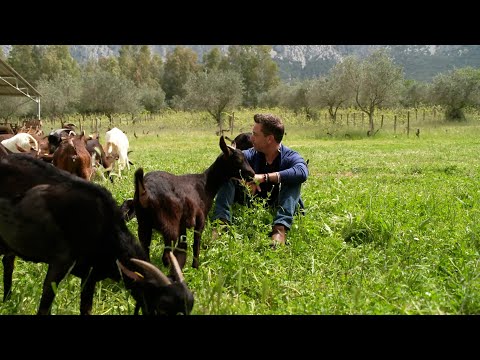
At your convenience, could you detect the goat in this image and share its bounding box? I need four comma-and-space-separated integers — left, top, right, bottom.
105, 127, 132, 177
132, 136, 255, 270
86, 135, 115, 182
48, 128, 76, 154
52, 132, 93, 181
1, 133, 40, 155
0, 154, 194, 315
120, 198, 136, 221
225, 132, 253, 150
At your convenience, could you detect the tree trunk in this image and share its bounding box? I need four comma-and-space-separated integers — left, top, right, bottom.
367, 112, 374, 136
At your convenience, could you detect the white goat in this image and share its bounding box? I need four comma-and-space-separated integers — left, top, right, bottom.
105, 127, 131, 176
1, 133, 39, 155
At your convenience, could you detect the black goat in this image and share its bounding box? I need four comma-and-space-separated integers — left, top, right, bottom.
120, 198, 136, 221
48, 128, 76, 154
0, 154, 193, 315
132, 136, 255, 270
225, 132, 253, 150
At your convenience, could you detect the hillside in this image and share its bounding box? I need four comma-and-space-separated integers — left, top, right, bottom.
4, 45, 480, 82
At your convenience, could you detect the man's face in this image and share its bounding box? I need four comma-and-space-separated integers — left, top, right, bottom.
251, 123, 269, 152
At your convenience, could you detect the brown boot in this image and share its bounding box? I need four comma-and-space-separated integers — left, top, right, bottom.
271, 224, 287, 248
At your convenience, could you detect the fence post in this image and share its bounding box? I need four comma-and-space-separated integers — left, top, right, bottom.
394, 115, 397, 134
407, 111, 410, 137
381, 115, 384, 128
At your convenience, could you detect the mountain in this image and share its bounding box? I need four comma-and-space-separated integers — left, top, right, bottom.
4, 45, 480, 82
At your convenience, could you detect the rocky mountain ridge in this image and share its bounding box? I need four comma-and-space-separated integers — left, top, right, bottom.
4, 45, 480, 82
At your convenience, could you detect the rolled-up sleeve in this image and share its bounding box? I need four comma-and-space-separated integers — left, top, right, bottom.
278, 148, 308, 184
243, 146, 309, 185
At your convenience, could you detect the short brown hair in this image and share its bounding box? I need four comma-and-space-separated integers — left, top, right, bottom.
253, 113, 284, 143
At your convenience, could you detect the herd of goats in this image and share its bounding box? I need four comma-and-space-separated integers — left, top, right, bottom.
0, 121, 255, 315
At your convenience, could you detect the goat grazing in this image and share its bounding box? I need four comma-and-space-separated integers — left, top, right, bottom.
86, 134, 115, 182
225, 132, 253, 150
0, 154, 194, 315
105, 127, 132, 177
48, 128, 76, 153
132, 136, 255, 270
1, 133, 40, 155
52, 132, 93, 181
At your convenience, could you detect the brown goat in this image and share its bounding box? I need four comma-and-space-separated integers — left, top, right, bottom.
53, 132, 93, 181
86, 135, 116, 182
132, 136, 255, 270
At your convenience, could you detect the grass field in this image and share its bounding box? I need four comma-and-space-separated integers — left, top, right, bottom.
2, 109, 480, 315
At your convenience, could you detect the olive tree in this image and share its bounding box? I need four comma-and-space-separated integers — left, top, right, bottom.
0, 97, 35, 121
279, 80, 315, 118
308, 60, 355, 123
344, 49, 404, 135
36, 72, 82, 119
78, 69, 140, 124
429, 66, 480, 121
181, 69, 243, 128
400, 79, 428, 109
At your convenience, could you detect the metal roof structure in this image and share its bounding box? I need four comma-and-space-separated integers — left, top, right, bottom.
0, 58, 41, 119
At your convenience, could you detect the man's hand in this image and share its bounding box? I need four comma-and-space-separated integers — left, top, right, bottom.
246, 174, 264, 195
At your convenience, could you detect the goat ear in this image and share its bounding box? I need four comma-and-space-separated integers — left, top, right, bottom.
220, 136, 231, 157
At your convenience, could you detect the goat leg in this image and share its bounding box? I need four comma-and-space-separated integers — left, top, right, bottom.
173, 234, 188, 270
162, 237, 175, 268
192, 228, 203, 269
38, 261, 75, 315
138, 221, 153, 261
2, 255, 15, 301
80, 274, 97, 315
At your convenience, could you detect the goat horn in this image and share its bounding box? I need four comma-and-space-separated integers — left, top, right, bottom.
168, 252, 185, 283
129, 258, 172, 286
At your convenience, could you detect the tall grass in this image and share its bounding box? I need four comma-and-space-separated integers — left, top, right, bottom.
2, 110, 480, 314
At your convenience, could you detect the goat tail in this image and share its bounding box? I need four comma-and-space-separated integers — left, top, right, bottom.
134, 168, 148, 208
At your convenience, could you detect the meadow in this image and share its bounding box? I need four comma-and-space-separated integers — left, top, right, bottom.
2, 108, 480, 315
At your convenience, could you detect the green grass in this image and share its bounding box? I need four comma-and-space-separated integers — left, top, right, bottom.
2, 109, 480, 314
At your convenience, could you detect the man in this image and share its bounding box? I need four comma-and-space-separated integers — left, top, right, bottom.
212, 113, 309, 247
